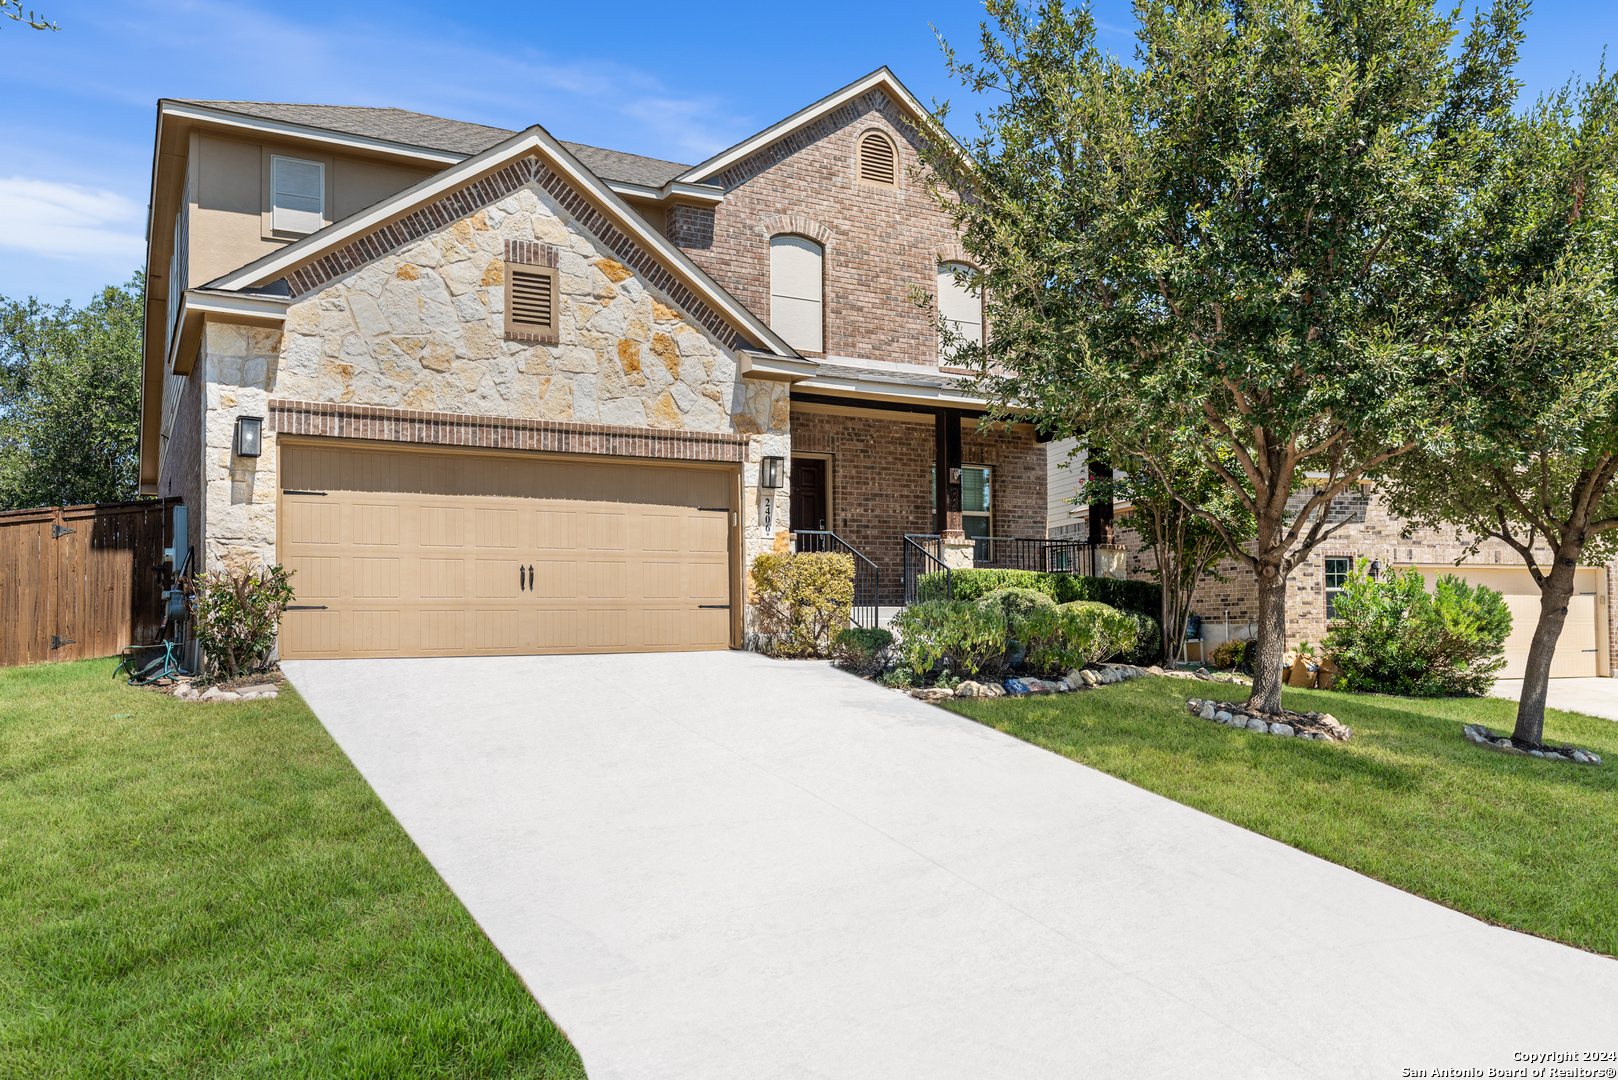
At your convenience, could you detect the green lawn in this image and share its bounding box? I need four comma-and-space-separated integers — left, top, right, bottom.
946, 677, 1618, 957
0, 658, 585, 1080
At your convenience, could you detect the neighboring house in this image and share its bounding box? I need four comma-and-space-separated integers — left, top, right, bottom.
138, 69, 1049, 660
1044, 446, 1614, 678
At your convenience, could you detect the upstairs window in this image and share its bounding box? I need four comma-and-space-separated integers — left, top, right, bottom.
769, 235, 823, 353
270, 155, 325, 235
857, 131, 897, 187
936, 262, 982, 358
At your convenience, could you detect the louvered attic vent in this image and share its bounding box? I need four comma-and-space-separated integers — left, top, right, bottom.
504, 242, 559, 343
858, 132, 897, 187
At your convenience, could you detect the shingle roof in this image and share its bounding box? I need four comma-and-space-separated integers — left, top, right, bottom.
174, 100, 699, 189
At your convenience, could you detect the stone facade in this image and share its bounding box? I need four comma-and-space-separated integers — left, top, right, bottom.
675, 90, 968, 366
790, 408, 1046, 602
178, 175, 793, 631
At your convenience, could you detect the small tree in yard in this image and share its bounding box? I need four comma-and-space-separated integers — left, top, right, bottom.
918, 0, 1529, 714
1075, 441, 1252, 663
192, 566, 296, 679
1382, 73, 1618, 745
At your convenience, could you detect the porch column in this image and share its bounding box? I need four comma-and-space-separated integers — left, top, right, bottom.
1087, 454, 1114, 545
934, 408, 964, 539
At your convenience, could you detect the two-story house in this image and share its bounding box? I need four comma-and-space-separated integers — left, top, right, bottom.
137, 69, 1051, 660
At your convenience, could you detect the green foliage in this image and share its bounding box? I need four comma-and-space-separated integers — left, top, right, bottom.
974, 586, 1057, 629
919, 0, 1533, 711
0, 274, 144, 509
832, 626, 895, 676
3, 0, 59, 30
929, 567, 1163, 617
878, 666, 917, 689
750, 552, 856, 658
1120, 610, 1163, 665
890, 599, 1009, 679
1323, 563, 1512, 697
1057, 601, 1139, 667
191, 565, 296, 679
1211, 638, 1256, 672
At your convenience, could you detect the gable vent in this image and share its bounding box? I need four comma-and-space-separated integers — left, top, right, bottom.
505, 262, 559, 343
858, 132, 897, 187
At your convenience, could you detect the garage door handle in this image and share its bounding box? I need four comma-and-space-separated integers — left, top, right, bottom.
287, 605, 328, 610
698, 604, 730, 609
282, 490, 327, 496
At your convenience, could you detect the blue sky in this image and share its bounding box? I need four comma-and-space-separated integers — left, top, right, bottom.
1, 0, 1613, 307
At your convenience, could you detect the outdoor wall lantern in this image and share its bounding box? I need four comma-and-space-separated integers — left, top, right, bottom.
1368, 558, 1383, 580
234, 416, 264, 458
760, 456, 784, 489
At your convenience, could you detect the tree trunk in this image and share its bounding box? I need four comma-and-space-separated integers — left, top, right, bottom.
1512, 557, 1580, 746
1248, 567, 1289, 714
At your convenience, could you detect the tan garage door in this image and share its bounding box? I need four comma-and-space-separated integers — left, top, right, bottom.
277, 442, 735, 659
1415, 566, 1604, 678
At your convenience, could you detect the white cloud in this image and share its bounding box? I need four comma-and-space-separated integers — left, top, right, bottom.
0, 177, 146, 264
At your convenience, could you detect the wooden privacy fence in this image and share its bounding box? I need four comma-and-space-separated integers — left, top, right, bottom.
0, 499, 177, 668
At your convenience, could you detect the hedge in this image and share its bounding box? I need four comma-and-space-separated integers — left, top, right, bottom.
920, 569, 1161, 619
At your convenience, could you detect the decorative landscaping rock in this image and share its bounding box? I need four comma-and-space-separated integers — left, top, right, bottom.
1460, 723, 1600, 765
1004, 677, 1061, 697
910, 688, 956, 703
954, 681, 1006, 699
1185, 699, 1354, 742
1078, 669, 1100, 687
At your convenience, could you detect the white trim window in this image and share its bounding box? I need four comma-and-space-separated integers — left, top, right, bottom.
962, 465, 992, 538
936, 261, 982, 359
271, 155, 325, 235
1324, 557, 1352, 620
769, 234, 824, 353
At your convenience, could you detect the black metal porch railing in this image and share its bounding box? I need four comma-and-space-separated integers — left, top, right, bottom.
902, 535, 1097, 605
794, 530, 880, 629
903, 534, 951, 604
970, 536, 1094, 576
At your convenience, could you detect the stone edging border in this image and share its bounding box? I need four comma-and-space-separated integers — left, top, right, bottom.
1462, 724, 1603, 765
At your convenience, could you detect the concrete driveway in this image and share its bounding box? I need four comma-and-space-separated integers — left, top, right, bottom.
283, 652, 1617, 1080
1492, 676, 1618, 721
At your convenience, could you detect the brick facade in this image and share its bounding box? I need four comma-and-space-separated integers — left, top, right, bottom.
791, 408, 1046, 602
676, 90, 967, 367
1115, 489, 1616, 672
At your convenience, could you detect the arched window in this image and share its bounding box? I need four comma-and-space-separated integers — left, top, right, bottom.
770, 235, 824, 353
936, 261, 982, 358
857, 131, 897, 187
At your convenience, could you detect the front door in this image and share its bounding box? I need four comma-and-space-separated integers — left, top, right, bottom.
790, 459, 826, 532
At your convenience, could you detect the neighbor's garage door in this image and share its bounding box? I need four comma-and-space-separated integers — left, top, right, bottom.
1416, 565, 1604, 678
277, 442, 735, 660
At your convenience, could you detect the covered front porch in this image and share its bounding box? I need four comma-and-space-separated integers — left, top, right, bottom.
743, 353, 1118, 629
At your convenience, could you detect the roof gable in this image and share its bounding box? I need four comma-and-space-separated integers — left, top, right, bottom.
676, 67, 959, 187
204, 125, 794, 357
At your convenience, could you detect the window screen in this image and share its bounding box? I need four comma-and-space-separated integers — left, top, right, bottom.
769, 235, 823, 352
271, 156, 324, 235
936, 262, 982, 357
962, 466, 991, 538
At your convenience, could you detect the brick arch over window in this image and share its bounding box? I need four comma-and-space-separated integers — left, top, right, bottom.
757, 213, 833, 249
935, 244, 975, 269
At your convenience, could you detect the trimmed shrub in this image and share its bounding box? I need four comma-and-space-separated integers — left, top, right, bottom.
1323, 563, 1510, 697
928, 568, 1052, 602
1059, 600, 1140, 665
1210, 637, 1255, 671
833, 627, 895, 676
751, 552, 855, 658
890, 599, 1009, 678
1049, 574, 1163, 616
192, 564, 296, 679
974, 587, 1059, 629
1120, 610, 1162, 665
